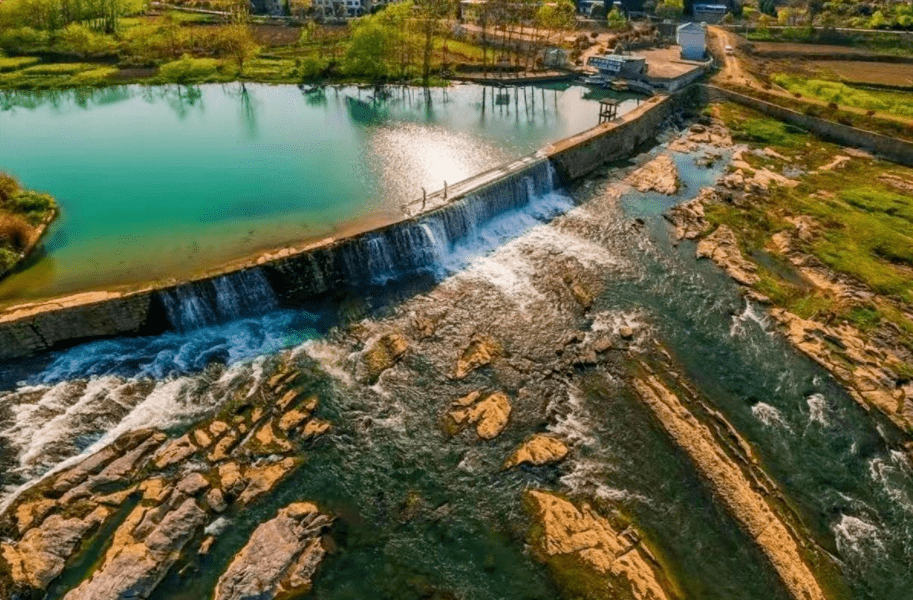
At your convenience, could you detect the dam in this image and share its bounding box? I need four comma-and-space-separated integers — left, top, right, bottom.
2, 80, 913, 600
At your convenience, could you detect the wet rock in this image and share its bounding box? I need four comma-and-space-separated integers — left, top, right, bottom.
448, 391, 511, 440
251, 422, 293, 454
504, 435, 569, 469
207, 488, 228, 513
632, 376, 827, 600
619, 326, 635, 340
63, 498, 208, 600
218, 462, 247, 497
239, 458, 298, 505
13, 498, 56, 534
626, 154, 679, 195
2, 507, 112, 589
208, 432, 240, 462
453, 335, 501, 380
666, 187, 717, 240
771, 309, 913, 433
153, 434, 198, 469
279, 409, 310, 433
302, 419, 331, 439
361, 331, 409, 383
696, 225, 759, 286
214, 502, 331, 600
526, 491, 672, 600
140, 478, 171, 503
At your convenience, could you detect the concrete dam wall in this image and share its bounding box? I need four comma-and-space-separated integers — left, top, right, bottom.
0, 96, 675, 361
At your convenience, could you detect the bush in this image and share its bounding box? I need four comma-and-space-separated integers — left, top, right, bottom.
0, 174, 19, 203
0, 247, 18, 273
57, 23, 116, 56
0, 211, 33, 251
158, 55, 226, 83
10, 190, 55, 218
0, 27, 49, 52
298, 55, 329, 79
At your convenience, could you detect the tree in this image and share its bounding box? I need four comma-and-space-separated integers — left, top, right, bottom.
415, 0, 452, 84
606, 7, 627, 30
655, 0, 683, 19
223, 0, 259, 76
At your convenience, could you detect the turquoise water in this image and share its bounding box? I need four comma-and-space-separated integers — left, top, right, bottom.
0, 83, 634, 302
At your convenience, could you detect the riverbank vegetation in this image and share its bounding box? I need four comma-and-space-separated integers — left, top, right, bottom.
770, 75, 913, 120
0, 173, 57, 277
706, 103, 913, 351
0, 0, 583, 88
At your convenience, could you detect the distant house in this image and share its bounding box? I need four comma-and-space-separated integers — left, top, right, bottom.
676, 22, 707, 61
587, 54, 647, 77
692, 3, 728, 23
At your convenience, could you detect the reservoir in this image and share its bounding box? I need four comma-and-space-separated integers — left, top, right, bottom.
0, 82, 633, 303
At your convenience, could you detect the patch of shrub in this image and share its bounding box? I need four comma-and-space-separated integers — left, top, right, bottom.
0, 174, 20, 203
0, 56, 40, 72
68, 66, 117, 85
0, 247, 18, 273
57, 23, 116, 57
0, 27, 49, 52
10, 190, 55, 219
0, 211, 33, 251
157, 55, 227, 84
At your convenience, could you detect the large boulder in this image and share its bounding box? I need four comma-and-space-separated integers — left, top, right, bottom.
504, 435, 569, 469
214, 502, 332, 600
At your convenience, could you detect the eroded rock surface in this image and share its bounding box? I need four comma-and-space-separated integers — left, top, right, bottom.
696, 225, 759, 286
453, 335, 501, 380
360, 331, 409, 383
504, 435, 568, 468
632, 375, 826, 600
214, 502, 332, 600
527, 490, 671, 600
447, 391, 512, 439
627, 154, 679, 195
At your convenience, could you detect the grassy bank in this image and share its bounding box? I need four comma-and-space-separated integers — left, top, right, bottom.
704, 103, 913, 351
0, 173, 58, 277
771, 75, 913, 119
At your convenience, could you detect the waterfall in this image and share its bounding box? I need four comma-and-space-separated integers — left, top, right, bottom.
338, 159, 566, 286
159, 268, 277, 332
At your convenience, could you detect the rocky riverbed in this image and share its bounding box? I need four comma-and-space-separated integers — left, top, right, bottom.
1, 106, 912, 600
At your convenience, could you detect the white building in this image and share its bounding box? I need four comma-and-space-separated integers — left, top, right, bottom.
676, 22, 707, 61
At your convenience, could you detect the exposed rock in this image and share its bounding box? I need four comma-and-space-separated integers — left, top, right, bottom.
208, 432, 240, 462
219, 462, 248, 496
13, 498, 56, 534
214, 502, 331, 600
361, 331, 409, 383
279, 409, 310, 433
526, 491, 671, 600
815, 155, 850, 172
771, 309, 913, 433
176, 472, 210, 496
2, 507, 112, 589
666, 187, 718, 240
632, 376, 826, 600
619, 326, 635, 340
209, 420, 230, 437
239, 458, 298, 505
448, 391, 511, 440
193, 429, 213, 448
627, 154, 679, 195
206, 488, 228, 513
139, 478, 171, 503
302, 419, 331, 439
453, 335, 501, 380
696, 225, 759, 286
879, 173, 913, 195
252, 422, 293, 453
153, 434, 198, 469
504, 435, 569, 468
63, 498, 208, 600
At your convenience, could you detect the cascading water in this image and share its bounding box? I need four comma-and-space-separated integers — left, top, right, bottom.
339, 160, 570, 286
159, 268, 278, 332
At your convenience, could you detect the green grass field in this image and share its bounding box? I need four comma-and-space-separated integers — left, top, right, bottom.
772, 75, 913, 119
